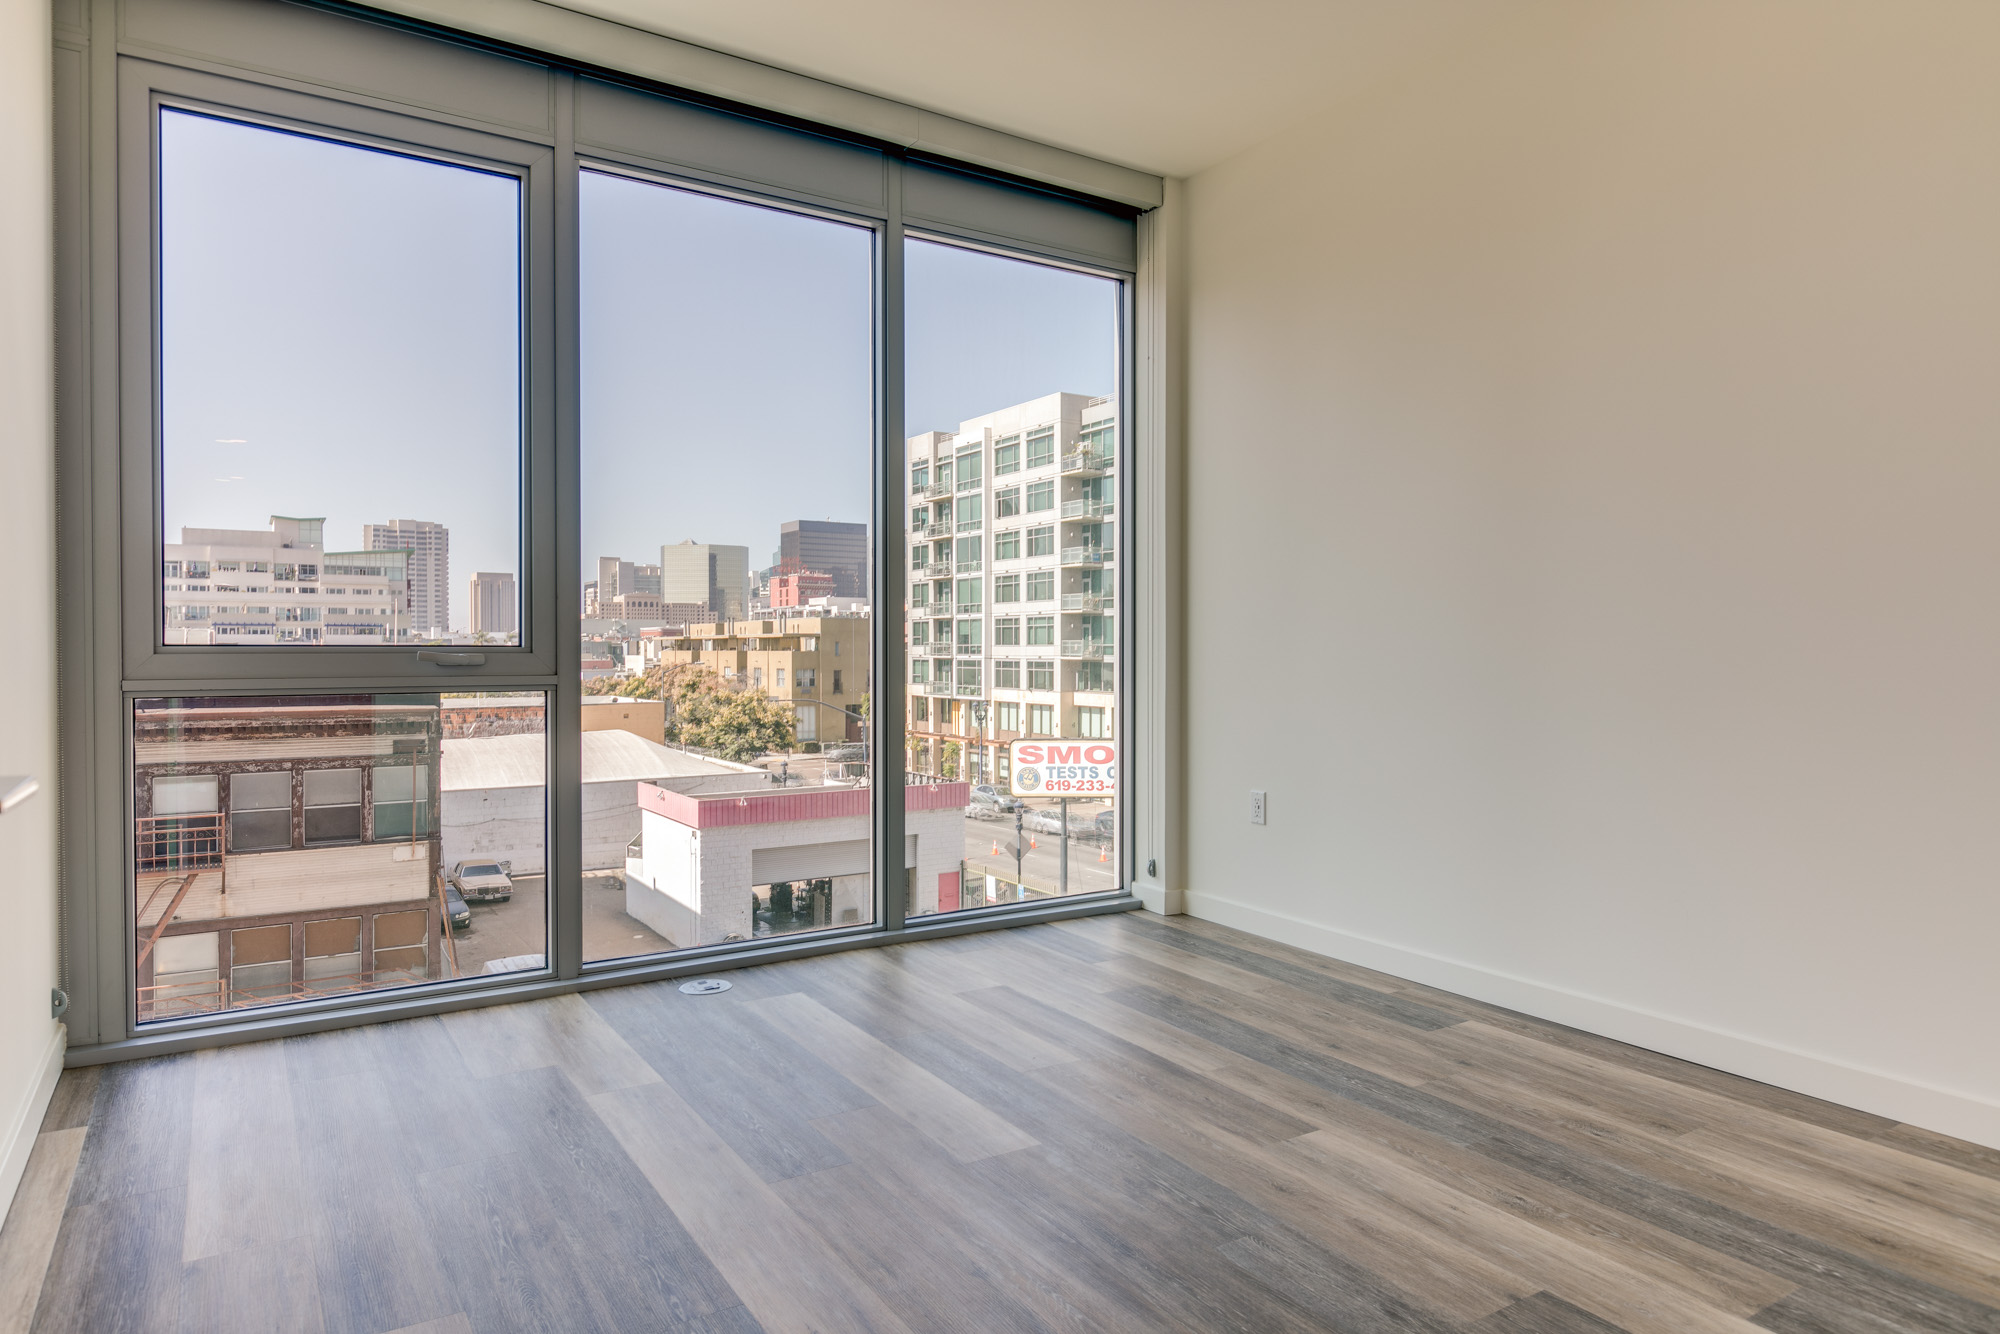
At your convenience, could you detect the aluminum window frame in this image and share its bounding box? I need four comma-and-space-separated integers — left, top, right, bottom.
55, 0, 1144, 1061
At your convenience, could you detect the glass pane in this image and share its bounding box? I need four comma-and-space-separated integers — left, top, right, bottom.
578, 170, 876, 961
132, 691, 547, 1023
904, 239, 1121, 916
157, 109, 522, 647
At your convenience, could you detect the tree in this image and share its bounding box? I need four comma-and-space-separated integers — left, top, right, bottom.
940, 740, 961, 780
671, 672, 796, 762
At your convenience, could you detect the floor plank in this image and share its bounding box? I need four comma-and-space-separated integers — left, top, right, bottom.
21, 912, 1999, 1334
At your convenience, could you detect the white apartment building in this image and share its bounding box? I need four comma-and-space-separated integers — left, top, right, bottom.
363, 519, 450, 638
906, 392, 1116, 785
162, 515, 411, 645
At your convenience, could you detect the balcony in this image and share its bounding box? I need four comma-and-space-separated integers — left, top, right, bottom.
924, 681, 954, 696
925, 479, 955, 498
1061, 498, 1114, 520
955, 518, 982, 533
1059, 449, 1113, 475
1061, 592, 1114, 612
1060, 640, 1114, 659
1059, 547, 1112, 567
956, 559, 982, 574
135, 813, 223, 873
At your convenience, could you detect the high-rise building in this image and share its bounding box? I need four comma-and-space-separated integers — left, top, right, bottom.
779, 520, 869, 599
905, 392, 1116, 786
363, 519, 450, 637
660, 541, 750, 620
469, 571, 517, 637
162, 515, 411, 644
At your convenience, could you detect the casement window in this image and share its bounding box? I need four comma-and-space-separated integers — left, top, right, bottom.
59, 0, 1140, 1051
1028, 701, 1055, 732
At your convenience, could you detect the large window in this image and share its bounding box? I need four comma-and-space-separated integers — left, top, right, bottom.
904, 237, 1124, 917
69, 6, 1136, 1046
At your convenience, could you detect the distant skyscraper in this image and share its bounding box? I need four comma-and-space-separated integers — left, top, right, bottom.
660, 541, 749, 620
363, 519, 450, 637
780, 520, 868, 599
469, 571, 517, 637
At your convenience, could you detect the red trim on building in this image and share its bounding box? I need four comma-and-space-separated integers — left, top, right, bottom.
638, 781, 969, 828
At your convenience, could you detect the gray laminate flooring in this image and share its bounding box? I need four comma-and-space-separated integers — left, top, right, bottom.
3, 911, 1997, 1334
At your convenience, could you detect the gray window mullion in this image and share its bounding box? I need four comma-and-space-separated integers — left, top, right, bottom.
877, 157, 908, 933
550, 70, 583, 981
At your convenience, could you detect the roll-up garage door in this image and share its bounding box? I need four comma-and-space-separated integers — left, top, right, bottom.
749, 835, 920, 884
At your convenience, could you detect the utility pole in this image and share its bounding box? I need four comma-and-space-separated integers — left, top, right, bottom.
1059, 797, 1069, 898
1014, 807, 1024, 890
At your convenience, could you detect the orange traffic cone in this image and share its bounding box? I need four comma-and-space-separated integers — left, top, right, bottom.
1098, 845, 1109, 863
1030, 837, 1038, 850
990, 840, 1000, 856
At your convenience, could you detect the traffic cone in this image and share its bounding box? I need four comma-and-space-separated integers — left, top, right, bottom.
1098, 845, 1109, 863
990, 840, 1000, 856
1030, 837, 1038, 850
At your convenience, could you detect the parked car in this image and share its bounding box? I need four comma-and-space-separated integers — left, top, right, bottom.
443, 881, 472, 932
450, 859, 514, 903
1023, 807, 1072, 835
1093, 811, 1116, 841
970, 784, 1023, 812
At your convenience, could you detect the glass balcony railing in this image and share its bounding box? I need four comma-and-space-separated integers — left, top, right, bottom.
955, 518, 982, 532
1060, 498, 1114, 520
1059, 449, 1113, 474
1060, 592, 1113, 612
1060, 640, 1113, 659
1059, 547, 1110, 567
924, 681, 954, 696
956, 559, 983, 573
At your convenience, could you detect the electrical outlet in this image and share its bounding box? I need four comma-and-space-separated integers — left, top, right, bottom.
1249, 790, 1266, 825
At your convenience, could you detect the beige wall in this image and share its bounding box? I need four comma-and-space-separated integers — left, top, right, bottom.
1184, 0, 2000, 1146
0, 0, 65, 1209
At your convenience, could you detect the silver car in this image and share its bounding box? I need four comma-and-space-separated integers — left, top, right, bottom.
450, 859, 514, 904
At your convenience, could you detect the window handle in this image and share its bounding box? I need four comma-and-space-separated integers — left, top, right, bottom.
417, 650, 485, 666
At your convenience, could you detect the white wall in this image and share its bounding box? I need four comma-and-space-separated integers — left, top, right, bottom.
0, 0, 66, 1210
1183, 0, 2000, 1147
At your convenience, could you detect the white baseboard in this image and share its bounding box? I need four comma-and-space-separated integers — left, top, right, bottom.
1185, 891, 2000, 1152
0, 1025, 66, 1223
1134, 883, 1186, 916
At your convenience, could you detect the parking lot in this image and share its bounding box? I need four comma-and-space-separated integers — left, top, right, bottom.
446, 873, 675, 975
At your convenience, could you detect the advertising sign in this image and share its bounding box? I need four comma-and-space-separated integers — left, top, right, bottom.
1009, 740, 1117, 798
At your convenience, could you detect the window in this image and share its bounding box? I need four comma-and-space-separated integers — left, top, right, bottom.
1026, 570, 1055, 601
1028, 702, 1055, 732
1080, 417, 1116, 462
370, 763, 430, 840
83, 13, 1132, 1042
1026, 479, 1055, 512
1026, 429, 1055, 468
995, 617, 1022, 645
1027, 615, 1055, 645
229, 771, 292, 852
995, 701, 1021, 731
303, 769, 361, 845
994, 661, 1021, 690
1026, 526, 1055, 557
1076, 706, 1108, 739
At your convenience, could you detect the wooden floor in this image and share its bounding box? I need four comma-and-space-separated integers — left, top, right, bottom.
3, 911, 1997, 1334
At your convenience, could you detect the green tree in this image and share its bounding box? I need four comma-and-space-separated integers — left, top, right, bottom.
940, 740, 961, 780
672, 672, 796, 762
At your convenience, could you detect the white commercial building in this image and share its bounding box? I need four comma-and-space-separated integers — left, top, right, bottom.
162, 515, 410, 645
469, 570, 517, 638
906, 392, 1117, 786
363, 519, 450, 638
439, 728, 769, 874
623, 781, 970, 947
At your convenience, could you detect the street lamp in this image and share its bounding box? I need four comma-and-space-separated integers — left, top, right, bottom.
971, 700, 988, 787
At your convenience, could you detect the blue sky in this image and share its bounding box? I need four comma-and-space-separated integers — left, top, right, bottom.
160, 109, 1119, 614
